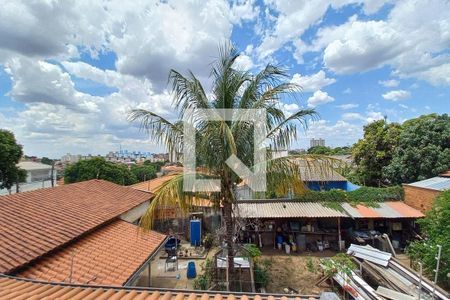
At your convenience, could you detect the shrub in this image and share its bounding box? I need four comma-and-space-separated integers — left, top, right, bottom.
407, 190, 450, 289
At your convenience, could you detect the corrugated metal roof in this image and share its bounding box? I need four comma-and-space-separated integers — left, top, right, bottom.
341, 202, 424, 219
236, 201, 347, 218
347, 244, 392, 267
406, 176, 450, 191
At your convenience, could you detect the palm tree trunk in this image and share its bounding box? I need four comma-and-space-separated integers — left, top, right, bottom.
222, 200, 235, 290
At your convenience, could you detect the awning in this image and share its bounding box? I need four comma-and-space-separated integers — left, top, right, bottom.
341, 201, 424, 219
235, 201, 347, 218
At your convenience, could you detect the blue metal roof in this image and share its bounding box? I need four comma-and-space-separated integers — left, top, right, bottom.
407, 176, 450, 191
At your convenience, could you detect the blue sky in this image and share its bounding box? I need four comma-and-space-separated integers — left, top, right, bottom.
0, 0, 449, 157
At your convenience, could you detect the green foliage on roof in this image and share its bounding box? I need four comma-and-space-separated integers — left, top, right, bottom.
293, 185, 404, 210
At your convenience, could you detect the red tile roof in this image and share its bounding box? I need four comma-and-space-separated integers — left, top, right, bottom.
0, 180, 152, 274
17, 220, 166, 286
0, 276, 320, 300
131, 175, 178, 193
131, 175, 214, 207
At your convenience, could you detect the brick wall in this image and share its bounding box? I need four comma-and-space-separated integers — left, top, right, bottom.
403, 185, 441, 213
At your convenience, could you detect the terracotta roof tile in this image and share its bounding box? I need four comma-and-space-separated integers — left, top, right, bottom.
0, 276, 322, 300
131, 175, 178, 193
17, 220, 166, 286
0, 180, 152, 274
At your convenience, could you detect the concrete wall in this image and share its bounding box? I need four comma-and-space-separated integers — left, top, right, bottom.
119, 201, 150, 223
403, 185, 441, 213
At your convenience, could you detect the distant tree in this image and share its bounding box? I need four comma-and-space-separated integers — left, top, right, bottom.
352, 119, 402, 186
40, 157, 53, 165
407, 190, 450, 289
0, 130, 27, 191
307, 145, 332, 154
143, 160, 165, 172
307, 145, 352, 155
383, 114, 450, 184
332, 146, 352, 155
64, 157, 138, 185
131, 164, 157, 182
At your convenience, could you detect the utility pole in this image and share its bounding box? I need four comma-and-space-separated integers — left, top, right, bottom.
50, 161, 55, 187
432, 245, 442, 299
418, 262, 422, 300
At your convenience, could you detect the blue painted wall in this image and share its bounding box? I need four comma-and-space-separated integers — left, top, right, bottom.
306, 181, 360, 191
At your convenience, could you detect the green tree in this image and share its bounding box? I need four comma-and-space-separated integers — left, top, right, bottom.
407, 190, 450, 289
308, 145, 332, 154
64, 157, 138, 185
352, 119, 402, 186
383, 114, 450, 184
0, 130, 26, 191
144, 160, 164, 172
129, 43, 328, 289
131, 164, 157, 182
40, 157, 53, 165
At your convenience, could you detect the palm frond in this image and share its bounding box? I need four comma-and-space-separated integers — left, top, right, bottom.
128, 109, 183, 154
139, 173, 220, 229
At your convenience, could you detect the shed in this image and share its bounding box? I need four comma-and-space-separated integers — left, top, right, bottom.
235, 200, 347, 251
403, 175, 450, 213
341, 202, 424, 249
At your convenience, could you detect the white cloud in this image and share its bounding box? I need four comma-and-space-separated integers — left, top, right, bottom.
336, 103, 358, 110
342, 88, 352, 94
382, 90, 411, 101
230, 0, 260, 25
320, 18, 403, 74
255, 1, 354, 61
303, 119, 362, 146
290, 70, 336, 93
281, 103, 300, 115
366, 111, 384, 122
299, 1, 450, 85
362, 0, 392, 14
342, 112, 365, 121
5, 57, 100, 113
379, 79, 399, 87
234, 54, 254, 71
307, 90, 335, 107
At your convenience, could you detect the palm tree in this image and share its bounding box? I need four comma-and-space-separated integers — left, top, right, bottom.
129, 43, 329, 290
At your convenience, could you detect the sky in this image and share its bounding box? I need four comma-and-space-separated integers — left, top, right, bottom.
0, 0, 449, 158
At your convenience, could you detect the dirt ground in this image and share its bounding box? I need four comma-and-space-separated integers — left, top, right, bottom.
261, 251, 336, 295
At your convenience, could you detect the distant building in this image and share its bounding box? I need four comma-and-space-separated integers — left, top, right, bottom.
17, 161, 53, 183
310, 138, 325, 148
403, 172, 450, 213
0, 161, 56, 195
61, 153, 82, 164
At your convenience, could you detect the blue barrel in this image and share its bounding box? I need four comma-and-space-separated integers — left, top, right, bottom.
190, 219, 201, 246
276, 235, 284, 245
187, 261, 197, 278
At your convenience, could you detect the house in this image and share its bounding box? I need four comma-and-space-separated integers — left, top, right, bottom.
131, 174, 219, 234
236, 161, 359, 200
17, 161, 53, 183
0, 161, 58, 195
0, 179, 166, 286
402, 172, 450, 213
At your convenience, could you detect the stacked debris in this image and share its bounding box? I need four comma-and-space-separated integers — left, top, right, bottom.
345, 244, 449, 300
